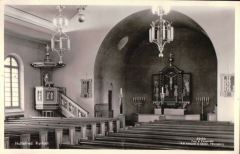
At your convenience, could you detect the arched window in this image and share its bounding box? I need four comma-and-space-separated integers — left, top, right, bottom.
4, 56, 20, 108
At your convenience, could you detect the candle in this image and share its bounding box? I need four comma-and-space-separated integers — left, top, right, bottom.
67, 39, 71, 50
155, 27, 158, 39
161, 87, 164, 94
149, 29, 152, 42
59, 38, 63, 49
59, 18, 63, 26
120, 88, 123, 96
171, 27, 174, 41
162, 26, 165, 40
167, 27, 171, 40
51, 38, 54, 49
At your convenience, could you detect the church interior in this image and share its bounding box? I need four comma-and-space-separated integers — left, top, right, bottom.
2, 2, 239, 151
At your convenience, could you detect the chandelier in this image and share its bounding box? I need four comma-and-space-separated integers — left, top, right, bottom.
51, 5, 70, 64
149, 6, 174, 58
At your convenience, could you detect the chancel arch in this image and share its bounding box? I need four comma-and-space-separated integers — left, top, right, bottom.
94, 9, 217, 124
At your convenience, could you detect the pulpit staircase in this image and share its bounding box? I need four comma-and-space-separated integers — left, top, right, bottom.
61, 120, 234, 150
58, 93, 89, 118
34, 86, 89, 118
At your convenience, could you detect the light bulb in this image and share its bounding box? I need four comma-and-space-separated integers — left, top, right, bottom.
78, 13, 85, 22
159, 52, 164, 57
59, 17, 63, 26
53, 18, 57, 26
151, 6, 159, 14
162, 5, 171, 14
152, 5, 171, 15
64, 18, 69, 26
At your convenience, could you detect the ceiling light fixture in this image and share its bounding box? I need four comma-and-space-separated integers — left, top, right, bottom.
149, 6, 174, 58
51, 5, 70, 64
77, 5, 87, 23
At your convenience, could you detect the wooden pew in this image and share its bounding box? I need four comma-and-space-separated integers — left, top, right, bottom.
4, 116, 125, 149
61, 120, 234, 150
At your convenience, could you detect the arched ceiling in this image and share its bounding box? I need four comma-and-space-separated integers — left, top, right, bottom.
95, 9, 209, 64
93, 8, 218, 117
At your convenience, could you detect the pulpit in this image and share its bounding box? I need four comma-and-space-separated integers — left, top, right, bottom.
35, 87, 58, 110
31, 45, 65, 114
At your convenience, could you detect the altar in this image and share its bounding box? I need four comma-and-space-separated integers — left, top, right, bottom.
137, 113, 200, 122
137, 54, 200, 122
154, 108, 184, 115
151, 54, 191, 113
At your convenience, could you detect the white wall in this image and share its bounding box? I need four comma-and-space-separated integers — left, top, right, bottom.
53, 6, 148, 117
53, 29, 108, 117
4, 30, 46, 117
178, 7, 235, 122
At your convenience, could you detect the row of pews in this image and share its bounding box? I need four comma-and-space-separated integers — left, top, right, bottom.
5, 117, 234, 150
61, 120, 234, 150
4, 116, 125, 149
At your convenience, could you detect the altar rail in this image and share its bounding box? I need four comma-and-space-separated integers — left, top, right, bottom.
59, 93, 89, 118
4, 116, 125, 149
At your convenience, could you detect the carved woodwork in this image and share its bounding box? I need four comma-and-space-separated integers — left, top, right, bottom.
152, 54, 191, 108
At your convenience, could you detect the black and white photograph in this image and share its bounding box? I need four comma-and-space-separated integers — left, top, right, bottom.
1, 0, 239, 154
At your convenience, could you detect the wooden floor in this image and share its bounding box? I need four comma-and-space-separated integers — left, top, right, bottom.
61, 120, 234, 150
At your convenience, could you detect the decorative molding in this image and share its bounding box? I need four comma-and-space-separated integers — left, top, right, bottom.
4, 6, 56, 33
5, 28, 50, 44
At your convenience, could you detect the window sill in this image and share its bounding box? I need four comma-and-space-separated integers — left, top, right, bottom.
5, 108, 24, 118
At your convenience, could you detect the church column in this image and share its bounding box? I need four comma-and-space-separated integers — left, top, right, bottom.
81, 125, 88, 140
55, 129, 63, 149
100, 122, 106, 136
69, 127, 76, 145
20, 134, 31, 149
4, 137, 9, 149
108, 121, 113, 133
91, 123, 97, 140
39, 131, 48, 149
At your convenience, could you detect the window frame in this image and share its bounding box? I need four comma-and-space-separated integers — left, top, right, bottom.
4, 56, 21, 109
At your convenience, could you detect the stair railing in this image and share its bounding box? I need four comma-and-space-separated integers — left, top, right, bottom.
59, 93, 89, 117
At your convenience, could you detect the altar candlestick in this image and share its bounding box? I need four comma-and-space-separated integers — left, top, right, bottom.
120, 88, 123, 97
67, 39, 70, 50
